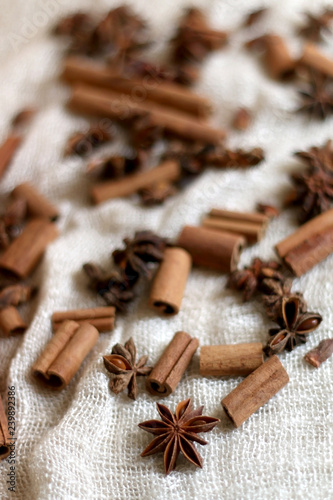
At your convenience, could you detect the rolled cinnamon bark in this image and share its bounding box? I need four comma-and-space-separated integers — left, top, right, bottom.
0, 134, 22, 180
202, 216, 267, 243
0, 398, 10, 460
299, 43, 333, 79
62, 56, 212, 118
12, 182, 59, 221
0, 306, 27, 336
68, 84, 225, 144
221, 355, 289, 427
177, 226, 245, 272
146, 331, 199, 396
149, 247, 192, 315
0, 219, 59, 279
275, 208, 333, 276
304, 339, 333, 368
52, 306, 115, 333
91, 159, 180, 204
32, 320, 99, 390
262, 35, 295, 79
200, 343, 264, 377
209, 208, 268, 225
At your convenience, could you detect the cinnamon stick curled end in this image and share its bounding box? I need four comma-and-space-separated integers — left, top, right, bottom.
0, 306, 27, 336
146, 331, 199, 396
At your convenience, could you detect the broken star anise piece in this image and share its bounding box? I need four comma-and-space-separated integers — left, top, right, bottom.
64, 124, 113, 157
299, 9, 333, 42
203, 147, 264, 169
297, 73, 333, 120
294, 140, 333, 175
227, 258, 284, 302
103, 337, 151, 400
139, 399, 219, 475
83, 263, 134, 312
265, 296, 322, 356
112, 231, 166, 283
260, 278, 306, 322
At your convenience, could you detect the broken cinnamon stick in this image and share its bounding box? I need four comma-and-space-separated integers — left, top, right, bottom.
177, 226, 245, 272
200, 343, 264, 377
0, 219, 59, 278
32, 320, 99, 390
0, 134, 22, 180
0, 306, 27, 336
275, 208, 333, 276
12, 182, 59, 221
149, 247, 192, 315
52, 306, 116, 333
62, 56, 212, 118
91, 159, 180, 204
0, 397, 10, 460
203, 209, 268, 243
304, 339, 333, 368
68, 84, 225, 144
299, 43, 333, 79
146, 331, 199, 396
221, 355, 289, 427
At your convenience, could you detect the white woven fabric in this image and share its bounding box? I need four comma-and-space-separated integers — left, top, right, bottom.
0, 1, 332, 499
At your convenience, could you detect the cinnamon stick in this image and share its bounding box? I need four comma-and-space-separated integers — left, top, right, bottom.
0, 306, 27, 336
0, 219, 59, 278
0, 134, 22, 180
32, 320, 99, 390
177, 225, 245, 272
200, 343, 264, 377
149, 247, 192, 315
221, 355, 289, 427
0, 397, 10, 460
203, 209, 268, 243
262, 35, 295, 79
91, 159, 180, 204
299, 43, 333, 79
68, 84, 225, 144
62, 56, 212, 118
304, 339, 333, 368
12, 182, 59, 221
52, 306, 116, 333
146, 331, 199, 396
275, 208, 333, 276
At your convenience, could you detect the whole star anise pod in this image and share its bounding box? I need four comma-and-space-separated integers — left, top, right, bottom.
299, 9, 333, 42
103, 337, 151, 400
83, 263, 134, 312
260, 278, 306, 321
265, 296, 322, 355
112, 231, 166, 283
227, 258, 284, 302
297, 73, 333, 120
286, 167, 333, 222
139, 399, 220, 475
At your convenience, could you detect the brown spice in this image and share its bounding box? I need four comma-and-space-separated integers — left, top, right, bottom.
232, 107, 252, 130
200, 343, 264, 377
12, 182, 59, 221
243, 8, 267, 27
256, 203, 280, 218
64, 123, 113, 156
139, 181, 177, 206
0, 397, 11, 460
304, 339, 333, 368
146, 331, 199, 397
0, 306, 27, 336
299, 44, 333, 79
297, 72, 333, 120
52, 306, 116, 333
139, 399, 219, 475
299, 10, 333, 42
103, 337, 151, 400
0, 135, 22, 181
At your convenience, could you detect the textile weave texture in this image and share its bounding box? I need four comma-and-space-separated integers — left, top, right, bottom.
0, 1, 332, 499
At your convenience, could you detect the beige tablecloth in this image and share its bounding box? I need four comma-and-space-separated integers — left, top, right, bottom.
0, 1, 332, 499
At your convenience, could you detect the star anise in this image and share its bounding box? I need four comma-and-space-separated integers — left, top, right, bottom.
294, 140, 333, 175
265, 296, 322, 355
299, 9, 333, 42
227, 258, 284, 302
285, 167, 333, 223
64, 124, 113, 157
86, 155, 140, 179
203, 147, 264, 169
112, 231, 166, 283
164, 141, 213, 177
260, 278, 306, 321
130, 114, 164, 150
83, 263, 134, 312
103, 337, 151, 400
139, 399, 219, 475
297, 73, 333, 120
139, 181, 177, 205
